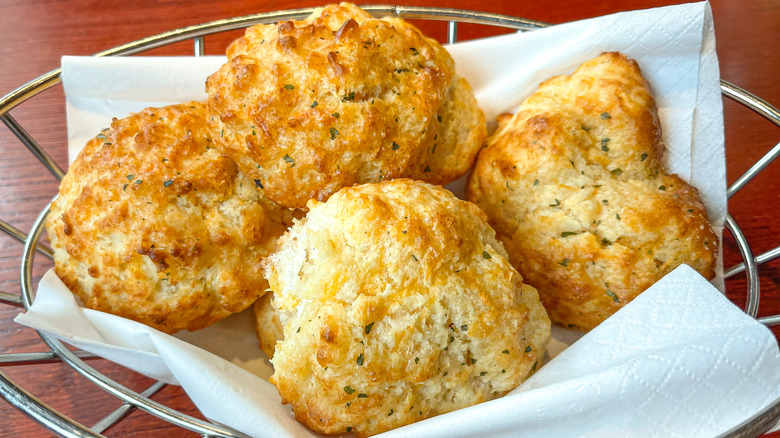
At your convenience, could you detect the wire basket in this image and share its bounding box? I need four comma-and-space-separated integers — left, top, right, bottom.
1, 5, 779, 437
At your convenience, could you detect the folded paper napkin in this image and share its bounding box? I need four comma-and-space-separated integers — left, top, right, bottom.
17, 266, 780, 437
16, 2, 779, 437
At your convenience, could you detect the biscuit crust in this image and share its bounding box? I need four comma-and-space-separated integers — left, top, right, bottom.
264, 179, 550, 436
253, 293, 283, 358
46, 102, 296, 333
206, 3, 485, 208
467, 52, 718, 331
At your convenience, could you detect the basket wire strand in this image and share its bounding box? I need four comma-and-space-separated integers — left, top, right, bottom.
0, 5, 778, 437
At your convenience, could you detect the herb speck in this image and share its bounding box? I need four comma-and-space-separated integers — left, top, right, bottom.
605, 283, 620, 303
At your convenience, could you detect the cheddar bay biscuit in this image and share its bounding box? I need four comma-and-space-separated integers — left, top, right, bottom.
206, 3, 485, 208
46, 102, 296, 333
467, 52, 718, 331
264, 179, 550, 437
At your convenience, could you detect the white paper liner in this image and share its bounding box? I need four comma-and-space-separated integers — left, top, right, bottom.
15, 2, 779, 437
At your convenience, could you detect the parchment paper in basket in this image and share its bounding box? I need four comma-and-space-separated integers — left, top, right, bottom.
16, 1, 777, 437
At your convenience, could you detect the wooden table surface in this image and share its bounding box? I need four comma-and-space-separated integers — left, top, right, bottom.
0, 0, 778, 436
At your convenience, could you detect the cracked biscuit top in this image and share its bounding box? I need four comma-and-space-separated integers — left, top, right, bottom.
206, 3, 485, 208
46, 101, 296, 333
264, 179, 550, 437
468, 52, 718, 331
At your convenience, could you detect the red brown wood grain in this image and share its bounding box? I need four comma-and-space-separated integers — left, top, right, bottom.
1, 1, 778, 436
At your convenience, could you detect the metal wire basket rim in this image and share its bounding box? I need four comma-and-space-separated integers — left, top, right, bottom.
0, 4, 546, 117
1, 4, 778, 438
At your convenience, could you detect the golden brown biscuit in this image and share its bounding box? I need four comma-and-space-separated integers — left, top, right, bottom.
46, 102, 296, 334
264, 179, 550, 437
253, 292, 283, 358
467, 52, 718, 331
206, 3, 485, 208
